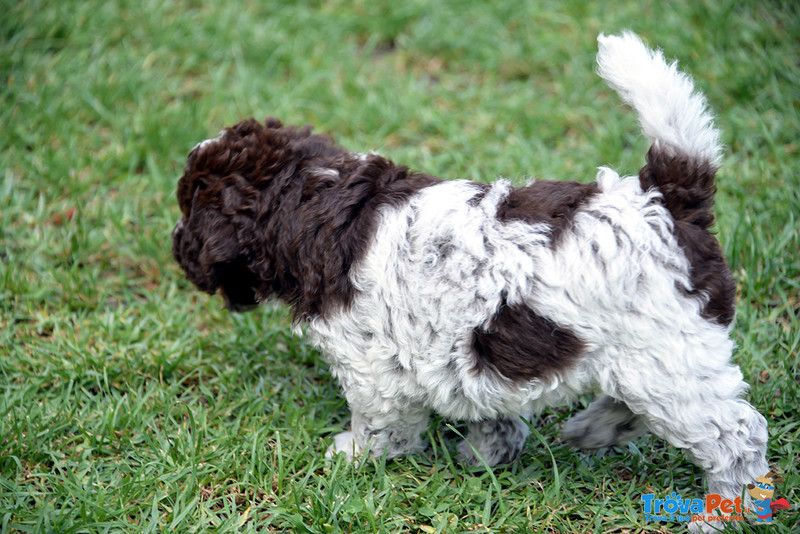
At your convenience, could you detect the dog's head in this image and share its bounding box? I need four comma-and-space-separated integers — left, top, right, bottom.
173, 117, 433, 319
172, 119, 278, 312
172, 117, 354, 314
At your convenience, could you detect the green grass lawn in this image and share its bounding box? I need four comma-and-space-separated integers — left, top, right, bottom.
2, 0, 798, 532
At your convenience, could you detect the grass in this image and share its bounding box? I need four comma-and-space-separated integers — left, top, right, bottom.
1, 0, 798, 532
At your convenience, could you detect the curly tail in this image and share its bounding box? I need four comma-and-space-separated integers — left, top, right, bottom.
597, 32, 722, 230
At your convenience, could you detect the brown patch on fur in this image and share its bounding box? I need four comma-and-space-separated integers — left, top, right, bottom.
496, 181, 599, 246
638, 147, 735, 326
173, 118, 441, 320
467, 182, 491, 206
472, 301, 585, 382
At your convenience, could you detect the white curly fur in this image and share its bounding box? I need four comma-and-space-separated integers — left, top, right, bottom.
597, 32, 723, 168
304, 33, 768, 532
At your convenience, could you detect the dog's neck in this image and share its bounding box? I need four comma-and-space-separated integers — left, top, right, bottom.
255, 150, 441, 321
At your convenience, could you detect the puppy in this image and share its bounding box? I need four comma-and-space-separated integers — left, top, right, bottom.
173, 32, 769, 528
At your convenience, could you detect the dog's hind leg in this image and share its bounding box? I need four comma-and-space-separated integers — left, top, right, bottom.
562, 395, 648, 448
457, 416, 530, 467
599, 338, 769, 512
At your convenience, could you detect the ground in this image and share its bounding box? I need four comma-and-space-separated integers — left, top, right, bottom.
1, 0, 798, 532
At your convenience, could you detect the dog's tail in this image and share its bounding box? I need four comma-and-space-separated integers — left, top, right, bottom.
596, 32, 721, 230
597, 32, 735, 327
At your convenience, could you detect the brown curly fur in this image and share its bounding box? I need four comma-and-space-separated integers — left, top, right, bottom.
638, 147, 735, 326
172, 118, 440, 320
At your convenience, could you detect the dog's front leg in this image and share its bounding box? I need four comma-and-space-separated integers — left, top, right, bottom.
457, 416, 530, 468
326, 394, 430, 463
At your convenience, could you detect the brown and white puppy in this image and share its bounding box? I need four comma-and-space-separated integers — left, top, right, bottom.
173, 33, 769, 531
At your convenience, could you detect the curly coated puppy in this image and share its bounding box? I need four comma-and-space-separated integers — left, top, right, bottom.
172, 33, 769, 529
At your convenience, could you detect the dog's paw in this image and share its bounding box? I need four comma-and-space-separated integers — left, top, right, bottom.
456, 436, 524, 469
562, 396, 648, 449
456, 438, 488, 468
456, 418, 528, 469
325, 431, 363, 462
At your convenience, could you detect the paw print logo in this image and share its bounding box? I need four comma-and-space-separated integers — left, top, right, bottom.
747, 471, 790, 524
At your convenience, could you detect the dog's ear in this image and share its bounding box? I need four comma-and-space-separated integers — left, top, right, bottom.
747, 484, 756, 489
